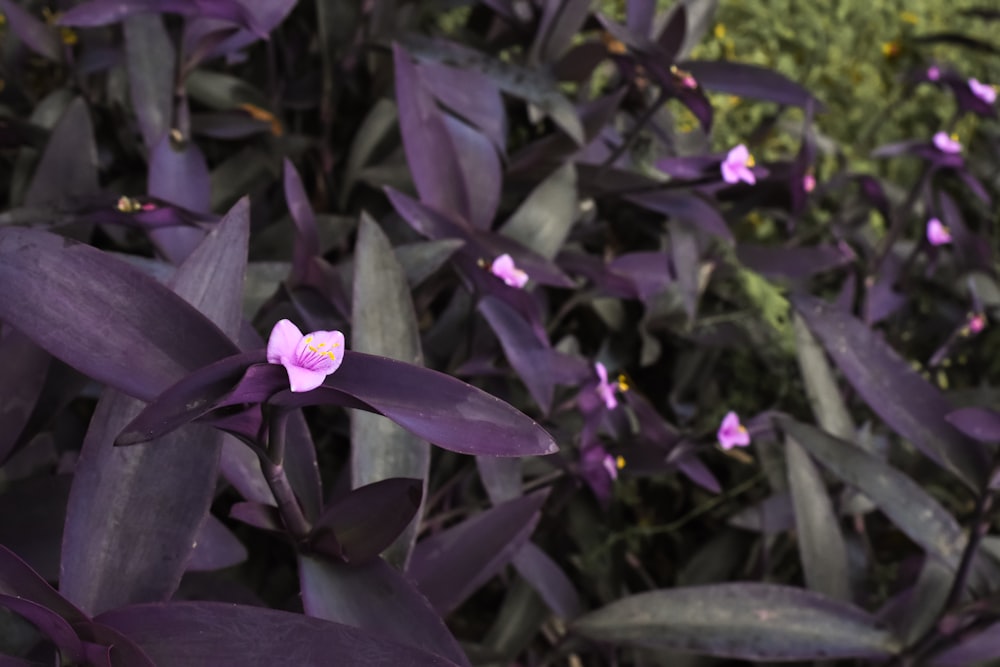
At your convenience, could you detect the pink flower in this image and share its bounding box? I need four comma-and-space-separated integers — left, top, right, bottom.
717, 411, 750, 449
602, 453, 620, 480
927, 66, 941, 81
969, 313, 987, 334
926, 218, 952, 246
721, 144, 756, 185
266, 319, 345, 392
594, 362, 618, 410
969, 78, 997, 105
803, 172, 817, 193
933, 132, 962, 154
490, 254, 529, 288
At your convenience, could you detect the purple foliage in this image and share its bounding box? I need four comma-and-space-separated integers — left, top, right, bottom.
1, 1, 999, 665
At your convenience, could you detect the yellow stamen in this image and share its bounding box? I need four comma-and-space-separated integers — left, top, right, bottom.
615, 455, 626, 470
882, 41, 901, 58
601, 32, 627, 55
950, 133, 959, 142
116, 196, 142, 213
239, 103, 283, 136
738, 425, 748, 434
713, 24, 726, 39
746, 154, 756, 168
616, 374, 630, 392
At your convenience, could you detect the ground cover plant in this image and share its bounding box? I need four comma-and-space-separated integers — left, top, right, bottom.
1, 0, 1000, 664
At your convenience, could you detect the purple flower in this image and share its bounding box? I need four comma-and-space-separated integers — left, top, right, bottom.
266, 319, 345, 392
933, 132, 962, 154
594, 362, 618, 410
926, 218, 952, 246
969, 78, 997, 105
717, 411, 750, 449
927, 66, 940, 81
490, 253, 529, 288
802, 172, 817, 193
721, 144, 756, 185
969, 313, 987, 335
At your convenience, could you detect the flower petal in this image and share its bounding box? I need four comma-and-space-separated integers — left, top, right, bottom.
293, 330, 345, 374
266, 319, 303, 364
283, 363, 330, 393
727, 144, 749, 164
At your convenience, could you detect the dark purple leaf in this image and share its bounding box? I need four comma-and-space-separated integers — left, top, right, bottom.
313, 478, 423, 564
626, 190, 731, 239
409, 490, 548, 615
791, 294, 988, 490
572, 583, 900, 659
147, 134, 211, 264
417, 60, 508, 152
0, 595, 85, 663
444, 116, 502, 229
511, 542, 582, 620
656, 2, 686, 58
945, 407, 1000, 443
0, 0, 61, 61
59, 0, 266, 37
24, 98, 98, 207
782, 420, 965, 569
626, 0, 658, 39
0, 545, 87, 624
0, 474, 71, 581
737, 244, 854, 281
499, 164, 578, 261
930, 621, 1000, 666
678, 60, 825, 109
0, 227, 238, 402
97, 601, 463, 666
393, 43, 470, 225
186, 514, 247, 571
124, 14, 175, 152
728, 492, 796, 534
0, 330, 50, 464
784, 435, 850, 601
283, 159, 320, 283
350, 216, 428, 567
60, 200, 248, 615
298, 556, 471, 667
608, 252, 672, 302
229, 501, 283, 533
530, 0, 593, 64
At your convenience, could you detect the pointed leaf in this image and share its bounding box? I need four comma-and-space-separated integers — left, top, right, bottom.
500, 164, 578, 260
572, 583, 899, 660
0, 0, 61, 61
314, 478, 423, 564
417, 60, 508, 152
299, 556, 471, 667
97, 601, 462, 666
678, 60, 824, 109
0, 228, 239, 403
945, 407, 1000, 443
791, 294, 988, 490
408, 490, 548, 615
24, 98, 98, 207
124, 14, 175, 152
0, 330, 50, 464
0, 595, 85, 663
350, 216, 428, 567
781, 420, 965, 569
186, 514, 247, 571
147, 134, 211, 264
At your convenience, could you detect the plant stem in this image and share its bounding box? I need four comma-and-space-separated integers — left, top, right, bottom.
261, 407, 311, 543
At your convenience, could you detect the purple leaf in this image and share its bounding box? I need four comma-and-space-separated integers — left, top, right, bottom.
0, 0, 61, 61
313, 479, 423, 564
737, 244, 854, 281
393, 43, 470, 225
0, 545, 87, 624
283, 159, 321, 282
417, 60, 508, 152
186, 514, 247, 571
511, 542, 582, 619
0, 227, 239, 402
782, 420, 965, 569
443, 116, 502, 229
499, 164, 578, 261
24, 98, 98, 207
930, 621, 1000, 666
298, 556, 471, 667
60, 200, 248, 615
181, 0, 296, 61
530, 0, 593, 64
945, 407, 1000, 443
608, 252, 673, 302
791, 294, 988, 490
626, 0, 658, 38
60, 0, 266, 37
0, 474, 71, 581
626, 191, 731, 239
0, 595, 85, 663
147, 134, 211, 264
97, 601, 463, 666
784, 435, 851, 601
124, 14, 175, 152
678, 60, 825, 109
0, 330, 50, 464
573, 583, 899, 659
350, 216, 429, 567
408, 490, 548, 615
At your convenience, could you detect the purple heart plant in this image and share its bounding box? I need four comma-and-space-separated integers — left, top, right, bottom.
1, 0, 1000, 665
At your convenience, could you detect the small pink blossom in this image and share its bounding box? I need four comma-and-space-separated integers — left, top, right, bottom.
926, 218, 952, 246
266, 319, 345, 392
490, 254, 529, 288
933, 132, 962, 154
602, 453, 619, 480
969, 313, 987, 334
721, 144, 756, 185
717, 411, 750, 450
927, 66, 941, 81
803, 172, 817, 193
969, 78, 997, 105
594, 362, 618, 410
